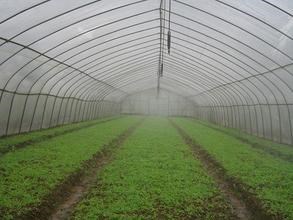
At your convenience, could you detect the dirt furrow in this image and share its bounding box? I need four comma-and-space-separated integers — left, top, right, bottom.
169, 119, 275, 220
20, 118, 144, 220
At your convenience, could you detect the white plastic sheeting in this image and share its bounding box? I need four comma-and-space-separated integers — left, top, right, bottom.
0, 0, 292, 144
121, 88, 196, 116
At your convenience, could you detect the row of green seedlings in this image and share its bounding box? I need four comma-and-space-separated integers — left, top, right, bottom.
0, 116, 141, 219
72, 118, 235, 219
194, 119, 293, 162
172, 117, 293, 219
0, 116, 120, 155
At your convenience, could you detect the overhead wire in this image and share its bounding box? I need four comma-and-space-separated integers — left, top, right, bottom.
157, 0, 168, 95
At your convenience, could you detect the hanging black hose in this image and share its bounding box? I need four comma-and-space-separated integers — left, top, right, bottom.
167, 30, 171, 55
158, 0, 166, 80
167, 0, 172, 55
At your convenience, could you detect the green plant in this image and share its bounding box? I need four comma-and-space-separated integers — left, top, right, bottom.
73, 118, 233, 219
0, 116, 120, 155
173, 117, 293, 219
0, 116, 140, 219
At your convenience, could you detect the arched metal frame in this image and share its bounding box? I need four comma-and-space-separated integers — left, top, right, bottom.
0, 0, 292, 145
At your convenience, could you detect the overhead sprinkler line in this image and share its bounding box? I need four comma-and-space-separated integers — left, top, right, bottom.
159, 0, 166, 78
157, 0, 164, 95
157, 0, 172, 95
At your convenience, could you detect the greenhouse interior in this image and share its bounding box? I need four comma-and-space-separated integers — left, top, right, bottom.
0, 0, 292, 219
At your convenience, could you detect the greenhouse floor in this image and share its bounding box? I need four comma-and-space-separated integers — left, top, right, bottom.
0, 116, 292, 219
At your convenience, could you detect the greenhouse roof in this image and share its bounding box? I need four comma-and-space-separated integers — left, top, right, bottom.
0, 0, 293, 141
0, 0, 292, 102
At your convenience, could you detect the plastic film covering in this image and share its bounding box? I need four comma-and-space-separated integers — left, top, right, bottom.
121, 88, 196, 116
0, 0, 292, 145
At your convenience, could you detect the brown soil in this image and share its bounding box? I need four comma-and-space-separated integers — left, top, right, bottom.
169, 119, 280, 220
18, 118, 144, 220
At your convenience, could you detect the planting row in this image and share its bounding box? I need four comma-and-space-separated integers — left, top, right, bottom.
172, 117, 293, 219
196, 119, 293, 161
72, 118, 234, 219
0, 116, 120, 155
0, 116, 141, 219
